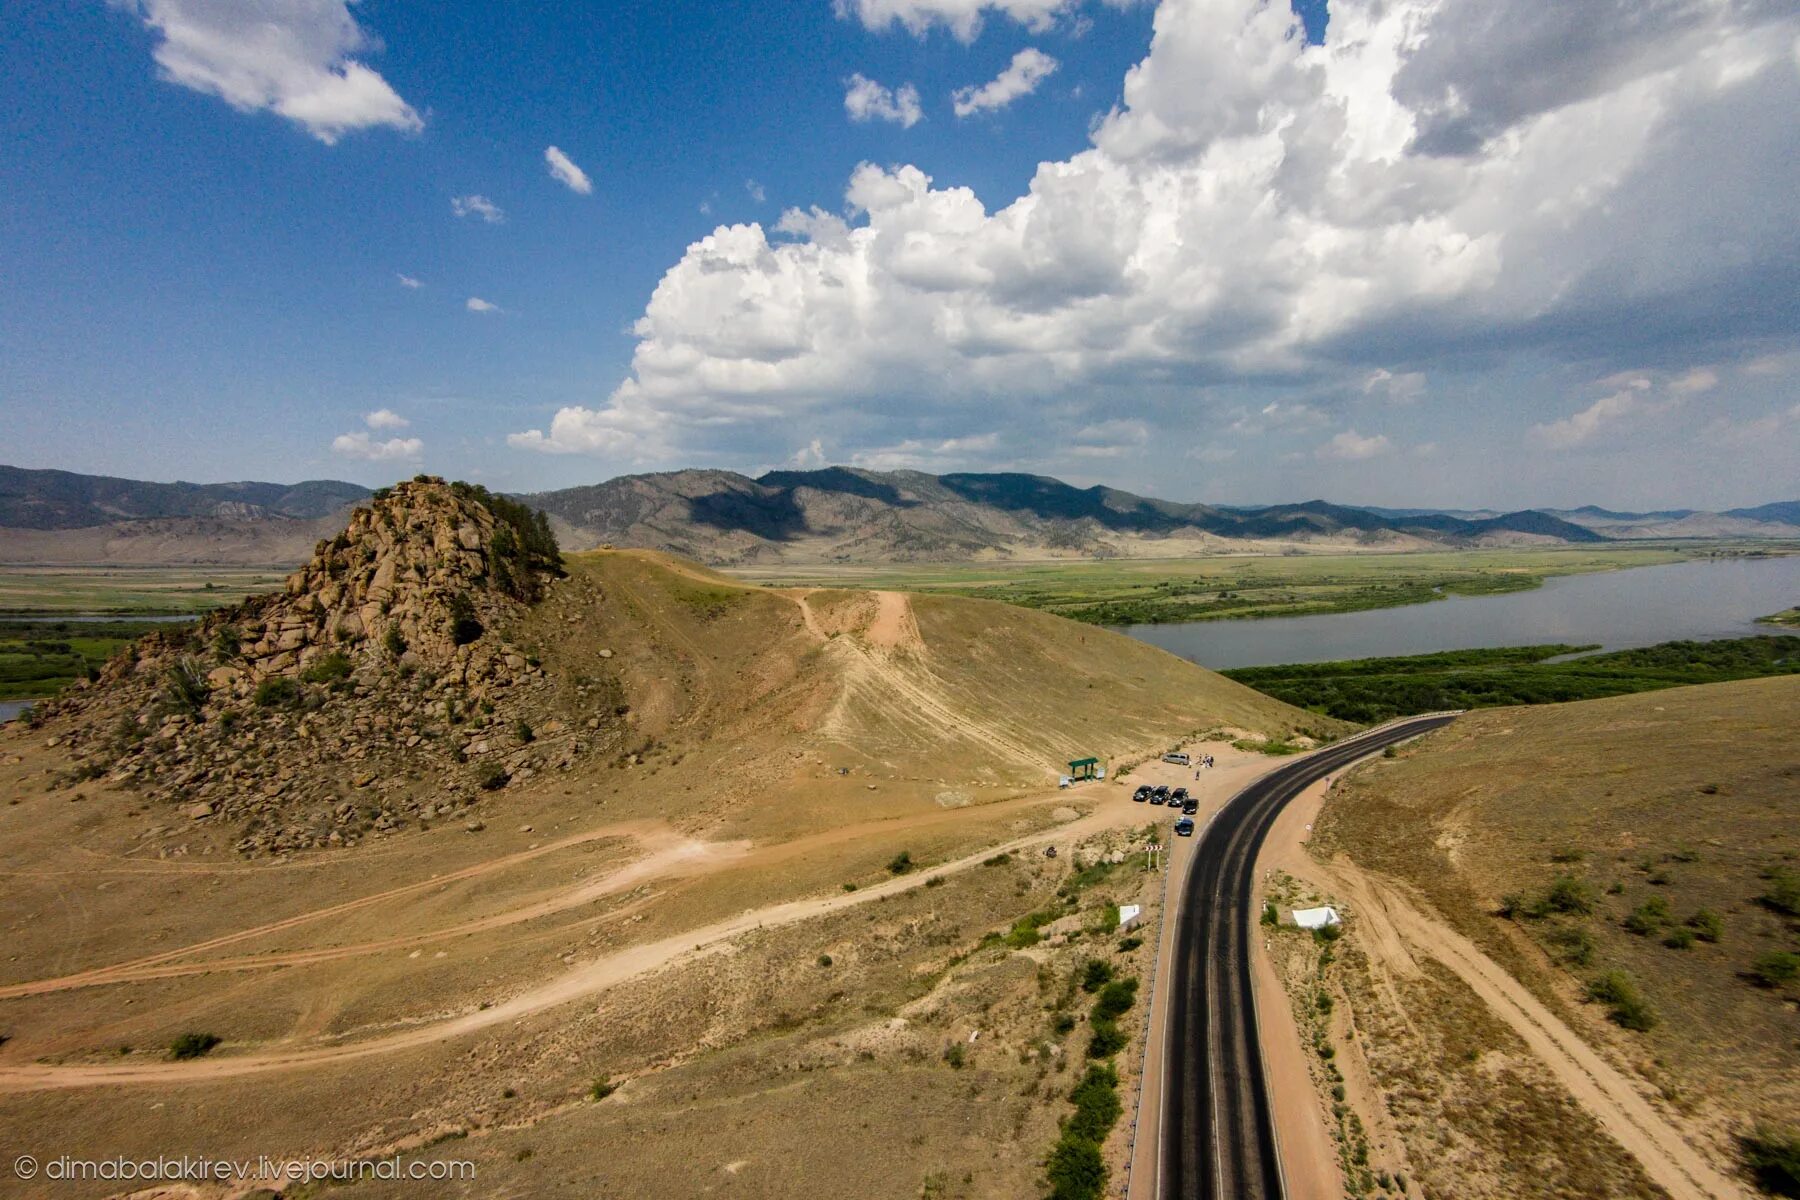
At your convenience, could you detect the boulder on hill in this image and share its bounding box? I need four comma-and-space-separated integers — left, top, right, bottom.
31, 477, 583, 856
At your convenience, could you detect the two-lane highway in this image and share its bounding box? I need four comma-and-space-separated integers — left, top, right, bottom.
1158, 714, 1458, 1200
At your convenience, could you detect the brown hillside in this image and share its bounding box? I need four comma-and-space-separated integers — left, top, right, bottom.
0, 498, 1331, 1199
1312, 677, 1800, 1169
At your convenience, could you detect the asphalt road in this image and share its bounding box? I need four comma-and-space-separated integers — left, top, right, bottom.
1158, 714, 1459, 1200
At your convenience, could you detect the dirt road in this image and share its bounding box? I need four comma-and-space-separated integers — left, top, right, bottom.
1273, 803, 1752, 1199
0, 748, 1274, 1093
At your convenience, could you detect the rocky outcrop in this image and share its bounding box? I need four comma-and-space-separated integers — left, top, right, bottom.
31, 478, 594, 856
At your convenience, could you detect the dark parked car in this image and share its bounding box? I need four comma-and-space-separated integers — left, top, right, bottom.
1150, 792, 1166, 805
1153, 785, 1170, 802
1182, 798, 1199, 815
1132, 786, 1151, 802
1171, 787, 1188, 803
1174, 816, 1195, 837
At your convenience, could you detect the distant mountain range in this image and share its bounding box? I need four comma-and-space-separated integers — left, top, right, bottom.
0, 466, 369, 530
2, 463, 1796, 565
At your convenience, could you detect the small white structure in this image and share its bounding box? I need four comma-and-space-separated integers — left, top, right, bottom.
1117, 904, 1144, 931
1291, 906, 1341, 930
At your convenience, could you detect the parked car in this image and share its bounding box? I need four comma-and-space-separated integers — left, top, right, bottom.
1171, 787, 1189, 803
1153, 785, 1170, 802
1174, 816, 1195, 837
1150, 792, 1166, 805
1163, 752, 1191, 766
1132, 786, 1151, 802
1182, 798, 1199, 815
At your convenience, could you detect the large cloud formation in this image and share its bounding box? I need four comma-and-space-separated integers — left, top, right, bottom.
512, 0, 1800, 463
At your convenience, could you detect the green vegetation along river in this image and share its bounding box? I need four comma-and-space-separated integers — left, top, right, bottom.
1224, 636, 1800, 724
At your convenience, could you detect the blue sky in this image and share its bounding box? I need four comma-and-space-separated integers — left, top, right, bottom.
1, 0, 1795, 509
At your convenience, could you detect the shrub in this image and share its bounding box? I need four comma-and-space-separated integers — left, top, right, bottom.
816, 954, 832, 968
475, 761, 509, 791
1740, 1125, 1800, 1198
1687, 908, 1725, 943
162, 656, 210, 718
1116, 936, 1142, 953
1092, 978, 1139, 1022
943, 1043, 966, 1069
300, 651, 352, 684
212, 625, 241, 662
1587, 971, 1657, 1031
1080, 959, 1114, 994
1760, 869, 1800, 917
1541, 875, 1596, 916
1623, 898, 1670, 936
253, 676, 299, 708
1052, 1012, 1077, 1036
1748, 951, 1800, 988
1549, 925, 1596, 966
589, 1078, 616, 1100
1662, 927, 1696, 950
1065, 1063, 1121, 1143
448, 593, 484, 646
1085, 1019, 1127, 1059
515, 719, 534, 744
1045, 1135, 1107, 1200
169, 1032, 221, 1060
383, 627, 407, 658
1262, 900, 1279, 926
887, 851, 914, 875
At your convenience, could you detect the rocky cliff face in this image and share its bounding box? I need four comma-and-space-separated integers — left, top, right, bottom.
32, 478, 589, 856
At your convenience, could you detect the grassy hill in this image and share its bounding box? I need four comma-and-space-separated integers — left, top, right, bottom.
1313, 678, 1800, 1168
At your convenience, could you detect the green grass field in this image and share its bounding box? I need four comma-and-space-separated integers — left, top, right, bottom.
1758, 606, 1800, 627
727, 546, 1699, 625
0, 566, 267, 701
1224, 636, 1800, 723
0, 618, 199, 701
0, 565, 282, 616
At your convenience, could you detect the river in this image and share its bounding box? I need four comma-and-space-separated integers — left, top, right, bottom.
1114, 556, 1800, 670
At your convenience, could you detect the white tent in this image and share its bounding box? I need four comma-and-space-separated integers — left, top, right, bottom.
1117, 904, 1143, 931
1291, 906, 1341, 930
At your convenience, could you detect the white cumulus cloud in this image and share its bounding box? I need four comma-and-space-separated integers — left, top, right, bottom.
396, 273, 423, 289
844, 73, 924, 127
512, 0, 1800, 462
451, 194, 505, 223
331, 431, 422, 461
544, 145, 593, 194
466, 297, 500, 313
1316, 430, 1393, 460
363, 408, 408, 429
834, 0, 1082, 41
125, 0, 422, 144
952, 48, 1059, 117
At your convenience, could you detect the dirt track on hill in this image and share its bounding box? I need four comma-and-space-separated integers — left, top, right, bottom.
1278, 831, 1750, 1200
0, 744, 1270, 1093
0, 798, 1109, 1090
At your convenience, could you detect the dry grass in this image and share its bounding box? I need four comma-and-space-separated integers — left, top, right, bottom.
0, 548, 1250, 1196
1313, 676, 1800, 1159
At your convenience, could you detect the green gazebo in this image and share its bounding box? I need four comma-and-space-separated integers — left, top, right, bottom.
1067, 757, 1100, 781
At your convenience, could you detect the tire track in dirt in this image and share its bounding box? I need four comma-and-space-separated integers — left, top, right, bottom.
0, 773, 1187, 1093
822, 592, 1062, 778
0, 820, 675, 1000
1331, 861, 1750, 1200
